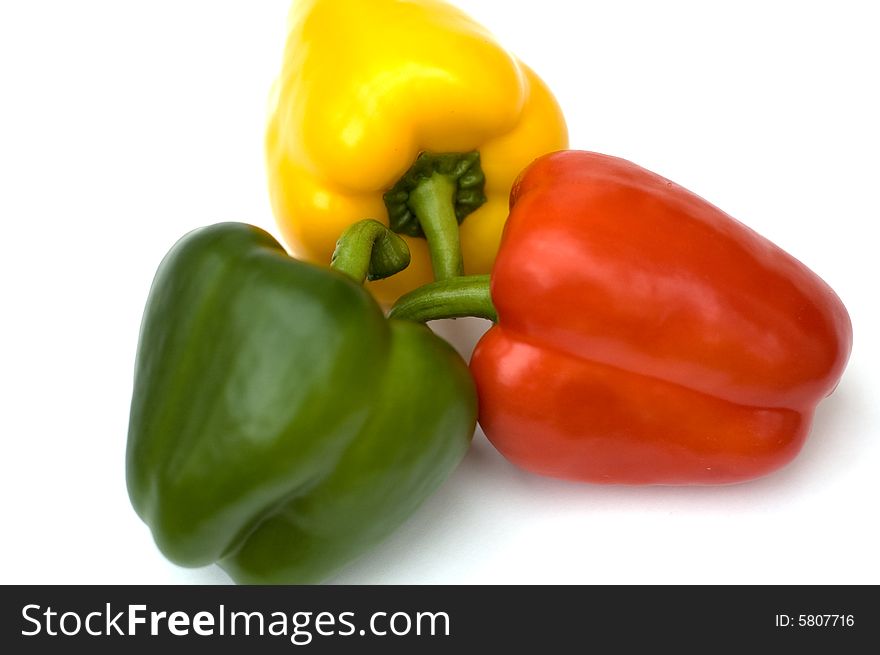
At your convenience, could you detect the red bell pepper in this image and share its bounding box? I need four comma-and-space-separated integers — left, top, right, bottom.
391, 150, 852, 484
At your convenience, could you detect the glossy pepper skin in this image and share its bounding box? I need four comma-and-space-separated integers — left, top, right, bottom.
266, 0, 568, 302
126, 223, 476, 583
470, 151, 852, 485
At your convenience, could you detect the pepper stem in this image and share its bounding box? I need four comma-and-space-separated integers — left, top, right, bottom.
388, 274, 496, 323
330, 219, 411, 285
384, 151, 486, 281
407, 173, 463, 280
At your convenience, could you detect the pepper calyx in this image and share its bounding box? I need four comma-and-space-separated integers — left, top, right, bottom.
384, 151, 486, 238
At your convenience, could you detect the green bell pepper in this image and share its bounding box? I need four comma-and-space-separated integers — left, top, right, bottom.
126, 220, 476, 584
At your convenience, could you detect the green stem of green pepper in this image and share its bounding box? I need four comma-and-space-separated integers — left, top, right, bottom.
388, 274, 497, 323
330, 219, 411, 284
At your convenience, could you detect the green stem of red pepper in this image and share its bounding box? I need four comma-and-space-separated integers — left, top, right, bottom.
388, 274, 497, 323
330, 219, 411, 284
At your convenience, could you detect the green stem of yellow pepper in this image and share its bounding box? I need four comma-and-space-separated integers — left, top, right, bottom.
406, 173, 463, 280
384, 152, 486, 281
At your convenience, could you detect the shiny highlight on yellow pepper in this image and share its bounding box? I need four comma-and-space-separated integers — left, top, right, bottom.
266, 0, 568, 302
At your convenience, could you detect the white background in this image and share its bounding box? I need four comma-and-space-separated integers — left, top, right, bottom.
1, 0, 877, 584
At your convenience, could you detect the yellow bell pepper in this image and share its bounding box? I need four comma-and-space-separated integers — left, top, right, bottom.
266, 0, 568, 302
